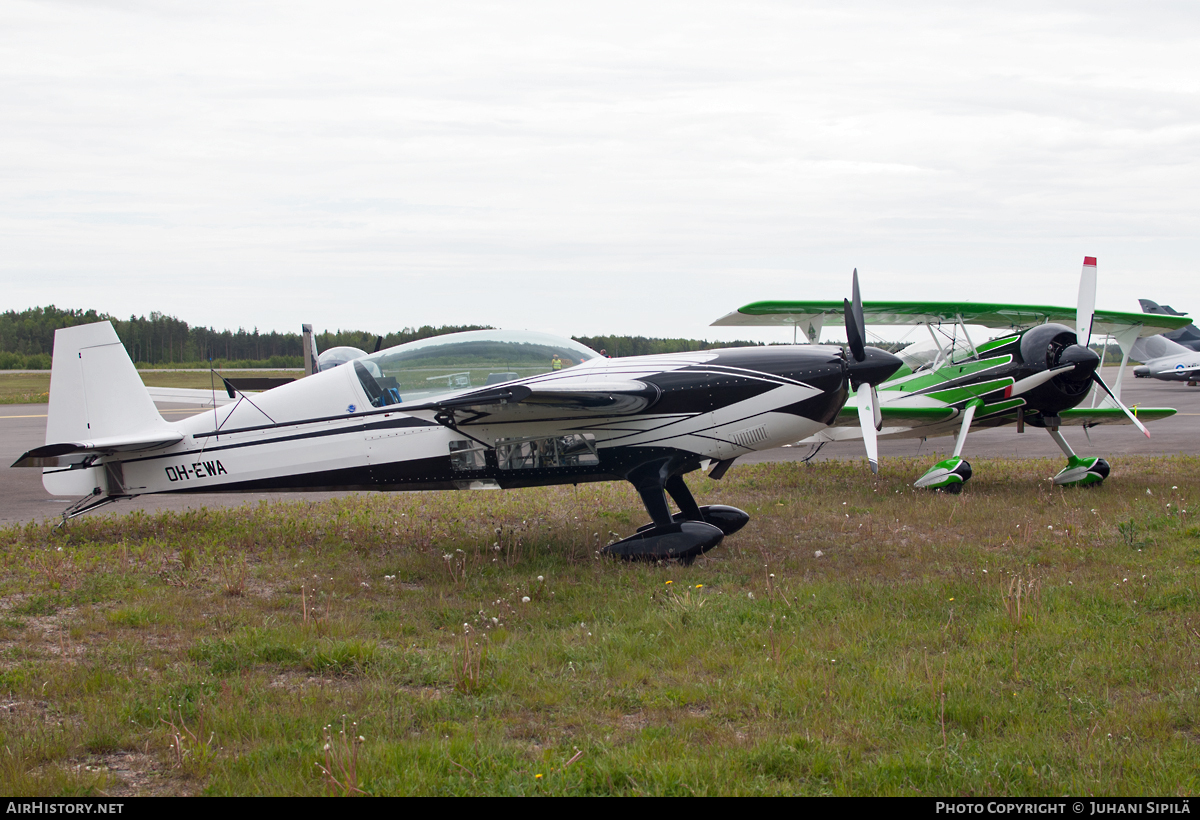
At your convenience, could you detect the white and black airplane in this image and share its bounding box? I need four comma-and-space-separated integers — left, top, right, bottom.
14, 278, 901, 562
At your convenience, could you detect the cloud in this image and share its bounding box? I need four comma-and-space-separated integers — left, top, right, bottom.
2, 0, 1198, 342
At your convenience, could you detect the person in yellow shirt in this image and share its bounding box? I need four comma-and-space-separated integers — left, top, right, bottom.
551, 354, 562, 371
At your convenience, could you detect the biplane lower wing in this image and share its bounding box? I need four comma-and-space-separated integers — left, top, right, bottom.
1059, 407, 1176, 426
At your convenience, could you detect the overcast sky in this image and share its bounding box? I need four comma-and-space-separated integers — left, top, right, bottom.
2, 0, 1198, 344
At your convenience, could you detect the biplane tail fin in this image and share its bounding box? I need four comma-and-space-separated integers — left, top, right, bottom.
14, 322, 182, 495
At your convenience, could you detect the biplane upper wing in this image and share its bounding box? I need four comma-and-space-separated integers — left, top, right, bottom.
712, 300, 1193, 338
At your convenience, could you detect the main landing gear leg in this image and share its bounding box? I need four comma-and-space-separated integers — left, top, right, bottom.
601, 461, 748, 564
661, 475, 750, 537
1048, 428, 1109, 487
914, 399, 979, 493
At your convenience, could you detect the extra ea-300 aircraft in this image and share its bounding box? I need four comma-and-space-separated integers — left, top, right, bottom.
713, 258, 1190, 491
14, 277, 901, 563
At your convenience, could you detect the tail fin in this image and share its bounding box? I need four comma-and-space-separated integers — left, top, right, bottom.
1139, 299, 1187, 316
16, 322, 182, 496
46, 322, 167, 444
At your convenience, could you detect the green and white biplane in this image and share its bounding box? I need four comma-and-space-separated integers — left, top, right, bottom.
712, 258, 1193, 490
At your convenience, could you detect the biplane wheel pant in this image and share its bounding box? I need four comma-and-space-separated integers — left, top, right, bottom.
914, 457, 972, 493
601, 456, 749, 564
1044, 424, 1110, 487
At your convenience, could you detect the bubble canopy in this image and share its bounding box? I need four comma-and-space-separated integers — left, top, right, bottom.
352, 329, 601, 408
317, 346, 368, 372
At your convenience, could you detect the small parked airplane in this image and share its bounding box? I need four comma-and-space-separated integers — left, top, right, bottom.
14, 277, 901, 562
713, 258, 1189, 491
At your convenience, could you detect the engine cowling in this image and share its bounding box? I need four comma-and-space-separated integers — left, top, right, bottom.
1016, 323, 1100, 413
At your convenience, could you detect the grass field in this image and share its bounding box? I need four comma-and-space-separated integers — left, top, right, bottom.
0, 371, 300, 404
1, 457, 1197, 796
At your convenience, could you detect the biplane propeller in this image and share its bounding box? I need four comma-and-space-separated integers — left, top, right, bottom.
713, 258, 1189, 491
15, 276, 901, 562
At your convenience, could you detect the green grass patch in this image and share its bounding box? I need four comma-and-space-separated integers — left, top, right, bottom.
0, 456, 1198, 794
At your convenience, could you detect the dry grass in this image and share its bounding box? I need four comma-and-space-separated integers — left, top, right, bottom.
0, 455, 1197, 795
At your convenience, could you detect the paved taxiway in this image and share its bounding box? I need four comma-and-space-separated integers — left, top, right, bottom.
2, 367, 1198, 526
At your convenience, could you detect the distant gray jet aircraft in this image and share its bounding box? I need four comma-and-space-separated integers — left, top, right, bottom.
1132, 335, 1200, 385
1133, 300, 1200, 384
1138, 299, 1200, 351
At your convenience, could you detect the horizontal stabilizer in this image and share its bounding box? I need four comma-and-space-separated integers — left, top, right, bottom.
145, 386, 240, 407
13, 431, 185, 468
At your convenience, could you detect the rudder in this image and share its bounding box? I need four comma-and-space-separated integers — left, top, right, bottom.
41, 322, 171, 496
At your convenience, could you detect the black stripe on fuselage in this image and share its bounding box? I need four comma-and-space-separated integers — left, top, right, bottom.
190, 408, 435, 440
122, 415, 432, 467
705, 347, 846, 386
164, 445, 697, 495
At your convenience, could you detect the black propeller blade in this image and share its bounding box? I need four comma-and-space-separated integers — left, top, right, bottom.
843, 268, 867, 363
839, 269, 903, 475
1089, 372, 1150, 438
373, 336, 384, 353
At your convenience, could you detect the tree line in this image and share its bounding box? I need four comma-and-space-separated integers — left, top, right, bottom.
0, 306, 769, 369
571, 335, 763, 357
0, 306, 490, 369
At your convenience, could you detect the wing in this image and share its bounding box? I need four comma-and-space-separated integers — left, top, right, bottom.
713, 300, 1193, 336
398, 378, 661, 425
1059, 407, 1176, 426
833, 404, 959, 427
